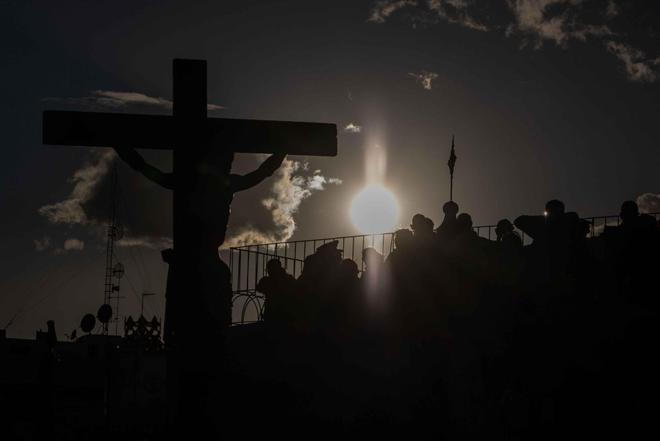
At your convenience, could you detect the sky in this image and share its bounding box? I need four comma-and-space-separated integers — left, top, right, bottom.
1, 0, 658, 338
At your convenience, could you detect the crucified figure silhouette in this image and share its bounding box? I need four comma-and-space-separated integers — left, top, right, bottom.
115, 146, 286, 327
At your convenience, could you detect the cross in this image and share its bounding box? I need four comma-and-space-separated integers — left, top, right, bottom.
43, 59, 337, 429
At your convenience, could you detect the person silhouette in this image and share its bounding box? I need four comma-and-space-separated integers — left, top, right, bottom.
386, 229, 414, 270
338, 258, 360, 286
436, 201, 460, 240
336, 258, 362, 329
362, 247, 385, 280
495, 219, 522, 249
620, 200, 639, 227
456, 213, 474, 236
411, 214, 435, 244
515, 199, 579, 255
257, 258, 296, 324
603, 200, 660, 304
299, 240, 343, 288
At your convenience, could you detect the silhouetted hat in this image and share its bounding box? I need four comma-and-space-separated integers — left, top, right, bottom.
316, 240, 342, 255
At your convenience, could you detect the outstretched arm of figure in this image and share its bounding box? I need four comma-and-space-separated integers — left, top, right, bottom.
514, 215, 544, 239
230, 152, 287, 192
114, 147, 174, 190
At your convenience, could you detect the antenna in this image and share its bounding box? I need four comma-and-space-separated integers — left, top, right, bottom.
102, 165, 125, 335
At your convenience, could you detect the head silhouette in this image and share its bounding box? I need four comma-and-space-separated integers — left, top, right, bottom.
545, 199, 565, 221
495, 219, 514, 239
443, 201, 459, 217
620, 200, 639, 224
411, 214, 426, 232
339, 259, 359, 280
266, 258, 283, 276
316, 240, 342, 261
456, 213, 473, 232
411, 214, 434, 237
394, 229, 414, 250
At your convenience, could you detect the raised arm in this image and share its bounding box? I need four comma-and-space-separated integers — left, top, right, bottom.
230, 152, 286, 193
114, 147, 174, 190
514, 215, 544, 240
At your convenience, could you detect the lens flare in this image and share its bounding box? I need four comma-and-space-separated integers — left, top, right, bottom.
350, 185, 400, 234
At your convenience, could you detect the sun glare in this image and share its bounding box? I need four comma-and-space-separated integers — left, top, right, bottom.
350, 185, 400, 235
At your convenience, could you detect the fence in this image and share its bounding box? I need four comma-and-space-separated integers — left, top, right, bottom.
228, 212, 659, 325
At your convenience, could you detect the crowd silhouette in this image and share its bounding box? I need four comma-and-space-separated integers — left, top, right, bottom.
233, 199, 660, 438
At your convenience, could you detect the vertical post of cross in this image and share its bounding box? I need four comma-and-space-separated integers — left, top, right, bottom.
170, 59, 210, 432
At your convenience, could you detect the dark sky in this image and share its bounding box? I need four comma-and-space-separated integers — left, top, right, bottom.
1, 0, 658, 338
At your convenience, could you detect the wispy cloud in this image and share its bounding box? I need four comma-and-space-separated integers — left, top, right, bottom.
43, 90, 224, 111
116, 236, 173, 250
63, 238, 85, 251
223, 161, 342, 248
344, 123, 362, 133
409, 70, 439, 90
39, 150, 115, 225
506, 0, 612, 48
40, 150, 340, 250
427, 0, 489, 31
637, 193, 660, 214
606, 42, 658, 83
368, 0, 418, 23
34, 236, 51, 252
368, 0, 659, 83
38, 150, 173, 249
606, 0, 618, 18
35, 236, 85, 255
369, 0, 488, 31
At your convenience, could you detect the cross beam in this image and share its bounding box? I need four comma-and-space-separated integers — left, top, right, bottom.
43, 110, 337, 156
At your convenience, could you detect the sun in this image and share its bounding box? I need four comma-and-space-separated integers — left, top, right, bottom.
350, 185, 400, 235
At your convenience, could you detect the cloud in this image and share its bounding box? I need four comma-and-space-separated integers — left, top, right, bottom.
34, 236, 51, 252
368, 0, 418, 23
637, 193, 660, 214
39, 150, 116, 225
38, 150, 173, 249
368, 0, 658, 83
344, 123, 362, 133
409, 70, 439, 90
606, 42, 658, 83
506, 0, 612, 48
116, 236, 173, 250
506, 1, 658, 82
606, 0, 618, 18
43, 90, 224, 111
223, 161, 342, 248
369, 0, 489, 30
41, 150, 340, 251
427, 0, 489, 31
63, 238, 85, 251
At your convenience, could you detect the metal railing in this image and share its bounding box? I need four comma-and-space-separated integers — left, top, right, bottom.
228, 212, 659, 325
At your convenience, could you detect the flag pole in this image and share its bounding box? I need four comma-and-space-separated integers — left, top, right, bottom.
448, 134, 456, 202
450, 172, 453, 202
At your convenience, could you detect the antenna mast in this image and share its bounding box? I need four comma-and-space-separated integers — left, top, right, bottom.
102, 165, 125, 335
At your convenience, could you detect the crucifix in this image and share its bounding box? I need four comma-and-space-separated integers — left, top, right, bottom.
43, 59, 337, 428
